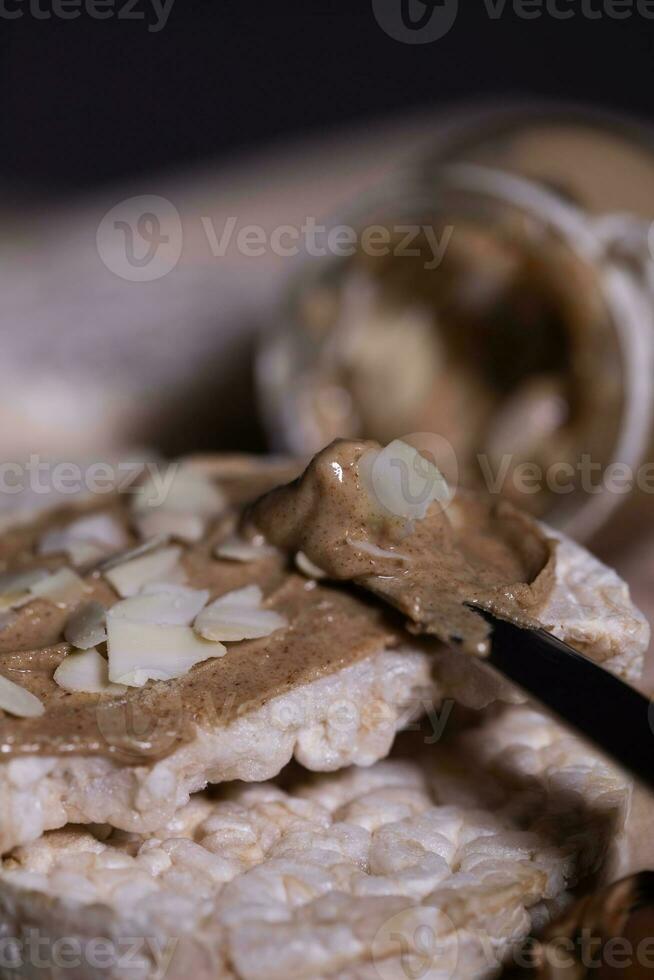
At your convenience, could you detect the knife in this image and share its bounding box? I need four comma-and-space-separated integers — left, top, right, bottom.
473, 607, 654, 790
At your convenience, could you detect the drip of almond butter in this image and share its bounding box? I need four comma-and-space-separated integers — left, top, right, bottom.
248, 439, 556, 655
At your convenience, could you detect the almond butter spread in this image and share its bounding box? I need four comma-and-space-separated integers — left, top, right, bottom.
249, 440, 556, 654
0, 449, 556, 763
0, 459, 396, 762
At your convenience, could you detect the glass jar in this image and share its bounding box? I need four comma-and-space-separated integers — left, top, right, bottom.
258, 108, 654, 544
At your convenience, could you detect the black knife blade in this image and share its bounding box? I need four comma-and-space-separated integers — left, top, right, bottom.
473, 608, 654, 790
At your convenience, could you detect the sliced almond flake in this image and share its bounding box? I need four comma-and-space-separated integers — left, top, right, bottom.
70, 512, 128, 551
194, 585, 288, 643
0, 592, 31, 613
107, 618, 225, 687
215, 534, 279, 563
97, 534, 169, 573
0, 674, 44, 718
214, 584, 262, 606
39, 536, 104, 567
140, 582, 204, 597
64, 601, 107, 650
345, 537, 410, 562
131, 466, 226, 517
109, 586, 209, 627
134, 510, 206, 544
54, 648, 126, 695
103, 546, 184, 598
0, 569, 50, 612
29, 567, 88, 608
147, 563, 188, 587
0, 568, 88, 614
38, 513, 128, 567
295, 551, 327, 579
360, 438, 452, 522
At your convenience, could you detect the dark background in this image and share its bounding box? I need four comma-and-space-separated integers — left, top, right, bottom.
3, 0, 653, 193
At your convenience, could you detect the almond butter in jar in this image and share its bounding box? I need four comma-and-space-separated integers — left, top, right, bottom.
258, 108, 654, 548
